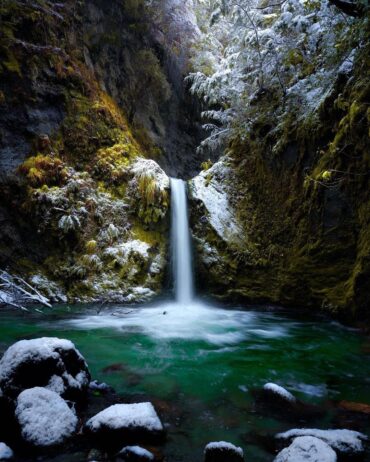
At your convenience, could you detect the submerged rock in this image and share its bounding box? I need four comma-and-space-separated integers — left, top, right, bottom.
0, 443, 13, 460
262, 383, 297, 403
253, 383, 324, 422
274, 436, 337, 462
204, 441, 244, 462
117, 446, 154, 461
276, 428, 367, 456
85, 402, 165, 448
15, 387, 78, 447
0, 337, 90, 401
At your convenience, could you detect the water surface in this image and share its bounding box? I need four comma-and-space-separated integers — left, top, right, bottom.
1, 300, 369, 461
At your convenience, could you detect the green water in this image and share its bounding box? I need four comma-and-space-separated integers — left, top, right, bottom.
0, 301, 369, 461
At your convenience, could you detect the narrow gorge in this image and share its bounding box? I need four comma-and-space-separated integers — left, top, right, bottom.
0, 0, 369, 461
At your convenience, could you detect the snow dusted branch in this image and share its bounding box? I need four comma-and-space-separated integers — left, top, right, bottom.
0, 271, 52, 311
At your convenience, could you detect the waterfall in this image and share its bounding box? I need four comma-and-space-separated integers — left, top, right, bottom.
170, 178, 194, 304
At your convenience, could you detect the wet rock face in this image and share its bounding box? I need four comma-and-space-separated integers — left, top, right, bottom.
0, 338, 90, 402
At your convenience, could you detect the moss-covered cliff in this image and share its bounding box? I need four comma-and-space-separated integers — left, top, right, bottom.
190, 39, 370, 324
0, 0, 181, 302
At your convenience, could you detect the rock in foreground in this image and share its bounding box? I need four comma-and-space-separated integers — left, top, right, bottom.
0, 443, 13, 460
15, 387, 78, 447
85, 402, 164, 447
0, 337, 90, 401
204, 441, 244, 462
276, 428, 367, 455
274, 436, 337, 462
118, 445, 155, 461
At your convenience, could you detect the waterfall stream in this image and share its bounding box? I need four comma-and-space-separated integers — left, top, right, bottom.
170, 178, 194, 304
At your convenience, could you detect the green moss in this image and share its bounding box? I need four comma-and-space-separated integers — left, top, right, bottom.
18, 154, 68, 187
195, 52, 370, 322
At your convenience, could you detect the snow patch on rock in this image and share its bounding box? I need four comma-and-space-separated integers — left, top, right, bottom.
0, 443, 13, 460
86, 402, 163, 433
130, 158, 169, 191
191, 158, 241, 243
15, 387, 78, 447
263, 383, 296, 402
276, 428, 367, 454
0, 337, 90, 398
118, 445, 154, 460
274, 436, 337, 462
205, 441, 243, 455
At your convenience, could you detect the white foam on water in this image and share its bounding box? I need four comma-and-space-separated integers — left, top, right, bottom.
61, 300, 289, 345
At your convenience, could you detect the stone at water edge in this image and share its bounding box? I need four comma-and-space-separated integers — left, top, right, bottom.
85, 402, 165, 448
276, 428, 368, 455
274, 436, 337, 462
204, 441, 244, 462
15, 387, 78, 447
117, 445, 155, 461
262, 383, 296, 403
0, 337, 90, 402
253, 382, 324, 421
0, 443, 13, 460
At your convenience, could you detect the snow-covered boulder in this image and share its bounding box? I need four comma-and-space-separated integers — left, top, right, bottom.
276, 428, 368, 456
274, 436, 337, 462
0, 443, 13, 460
0, 338, 90, 401
204, 441, 244, 462
85, 402, 165, 447
15, 387, 78, 447
117, 445, 154, 461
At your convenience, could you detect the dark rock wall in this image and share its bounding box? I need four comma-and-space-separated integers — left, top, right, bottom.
190, 49, 370, 324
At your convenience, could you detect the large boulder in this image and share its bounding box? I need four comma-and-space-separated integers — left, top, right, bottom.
85, 402, 165, 448
276, 428, 368, 457
0, 443, 13, 460
274, 436, 337, 462
204, 441, 244, 462
0, 338, 90, 401
15, 387, 78, 447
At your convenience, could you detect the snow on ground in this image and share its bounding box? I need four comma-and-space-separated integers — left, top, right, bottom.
104, 240, 150, 261
191, 158, 242, 243
86, 402, 163, 433
0, 443, 13, 460
124, 287, 156, 303
276, 428, 367, 454
274, 436, 337, 462
263, 383, 297, 402
15, 387, 78, 446
29, 274, 67, 303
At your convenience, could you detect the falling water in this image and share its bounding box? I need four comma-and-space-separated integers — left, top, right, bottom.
170, 178, 194, 304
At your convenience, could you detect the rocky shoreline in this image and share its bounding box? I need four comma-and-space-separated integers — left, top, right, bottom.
0, 337, 368, 462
